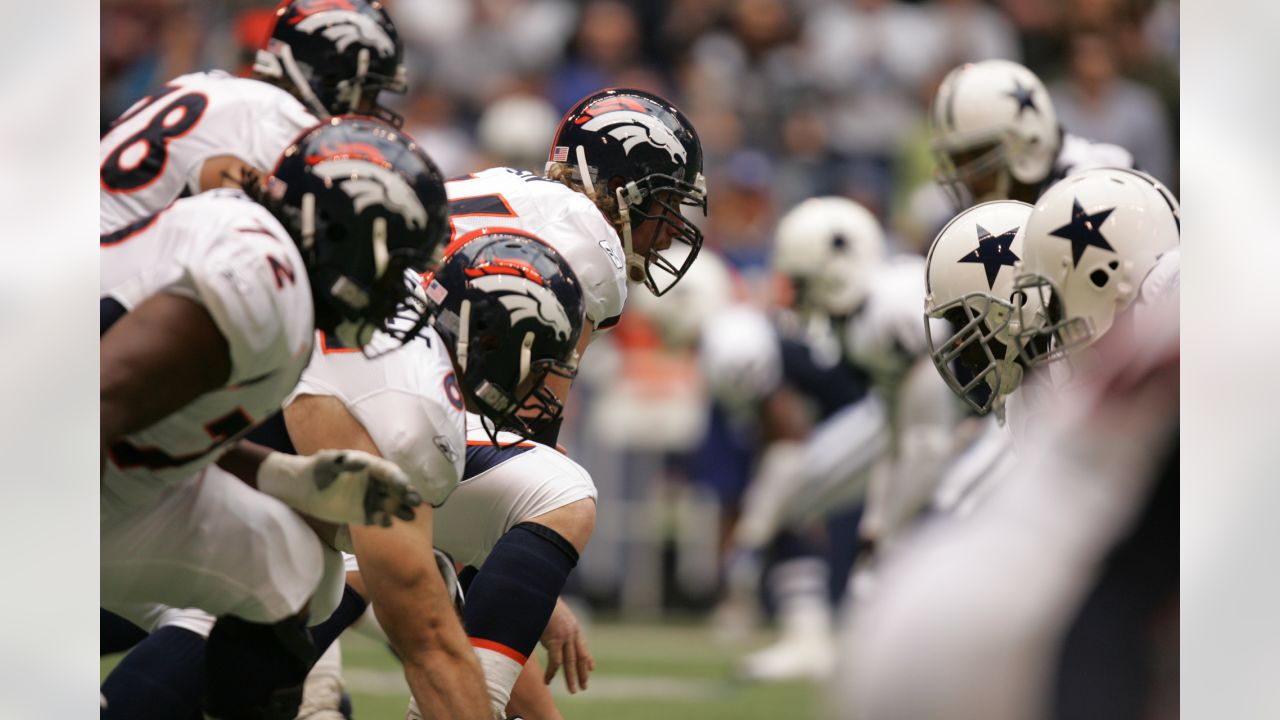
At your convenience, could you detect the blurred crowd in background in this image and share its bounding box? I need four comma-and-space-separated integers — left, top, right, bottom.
101, 0, 1179, 616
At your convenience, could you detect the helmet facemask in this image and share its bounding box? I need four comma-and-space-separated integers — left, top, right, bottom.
257, 41, 407, 127
304, 223, 433, 358
1011, 272, 1093, 367
933, 136, 1011, 211
471, 360, 577, 447
925, 292, 1025, 414
614, 174, 708, 295
332, 49, 408, 128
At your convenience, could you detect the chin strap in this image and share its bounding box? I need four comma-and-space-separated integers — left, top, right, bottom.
257, 42, 330, 119
517, 331, 534, 386
614, 185, 648, 282
574, 145, 594, 196
456, 299, 471, 372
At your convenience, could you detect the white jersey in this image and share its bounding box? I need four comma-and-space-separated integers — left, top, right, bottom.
1135, 247, 1180, 321
285, 326, 467, 512
100, 71, 318, 233
845, 255, 944, 385
101, 189, 315, 512
445, 167, 627, 330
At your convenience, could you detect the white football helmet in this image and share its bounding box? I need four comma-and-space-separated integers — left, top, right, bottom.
699, 305, 782, 413
924, 200, 1035, 414
773, 197, 886, 317
631, 244, 735, 350
1013, 168, 1180, 365
930, 59, 1061, 208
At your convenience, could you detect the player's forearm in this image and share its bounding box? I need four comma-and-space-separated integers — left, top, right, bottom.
354, 522, 488, 719
377, 570, 489, 719
401, 640, 491, 720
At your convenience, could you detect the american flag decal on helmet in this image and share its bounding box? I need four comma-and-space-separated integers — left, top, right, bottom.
551, 146, 570, 162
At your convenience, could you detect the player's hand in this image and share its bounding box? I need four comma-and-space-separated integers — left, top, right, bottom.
540, 597, 594, 693
256, 449, 421, 527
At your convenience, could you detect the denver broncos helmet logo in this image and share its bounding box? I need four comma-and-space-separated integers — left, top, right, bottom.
581, 110, 688, 165
310, 158, 428, 229
294, 10, 396, 57
465, 265, 573, 341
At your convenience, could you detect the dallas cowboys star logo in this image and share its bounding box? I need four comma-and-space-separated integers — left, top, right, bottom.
1049, 198, 1115, 267
958, 224, 1020, 290
1007, 80, 1039, 117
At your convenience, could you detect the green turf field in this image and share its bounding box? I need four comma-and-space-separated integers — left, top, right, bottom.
102, 619, 823, 719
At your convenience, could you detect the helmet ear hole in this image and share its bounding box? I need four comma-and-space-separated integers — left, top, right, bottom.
1108, 260, 1120, 270
1089, 268, 1110, 288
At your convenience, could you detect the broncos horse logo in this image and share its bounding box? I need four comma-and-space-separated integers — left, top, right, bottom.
294, 10, 396, 58
310, 158, 428, 230
466, 271, 574, 342
581, 110, 687, 165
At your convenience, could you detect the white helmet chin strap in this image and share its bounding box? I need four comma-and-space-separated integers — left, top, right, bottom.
518, 331, 534, 386
614, 185, 646, 281
300, 192, 317, 252
371, 216, 390, 279
456, 299, 472, 372
575, 145, 595, 196
348, 49, 370, 112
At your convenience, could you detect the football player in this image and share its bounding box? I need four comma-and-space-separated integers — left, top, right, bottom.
289, 229, 590, 720
100, 117, 451, 720
749, 197, 960, 563
921, 200, 1035, 515
697, 199, 879, 681
411, 87, 706, 716
930, 59, 1137, 210
100, 0, 406, 233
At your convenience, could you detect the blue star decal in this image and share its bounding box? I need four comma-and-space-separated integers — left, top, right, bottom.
1049, 198, 1115, 267
958, 224, 1021, 290
1007, 80, 1039, 117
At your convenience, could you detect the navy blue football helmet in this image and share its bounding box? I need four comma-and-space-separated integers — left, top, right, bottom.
423, 228, 585, 443
262, 116, 448, 351
547, 88, 707, 296
253, 0, 407, 126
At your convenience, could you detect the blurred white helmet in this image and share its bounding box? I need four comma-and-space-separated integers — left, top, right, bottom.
924, 200, 1035, 414
931, 60, 1061, 207
699, 305, 782, 412
773, 196, 886, 317
476, 94, 561, 172
1014, 168, 1180, 365
631, 244, 735, 349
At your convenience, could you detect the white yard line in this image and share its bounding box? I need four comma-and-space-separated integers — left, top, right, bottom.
343, 667, 730, 702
